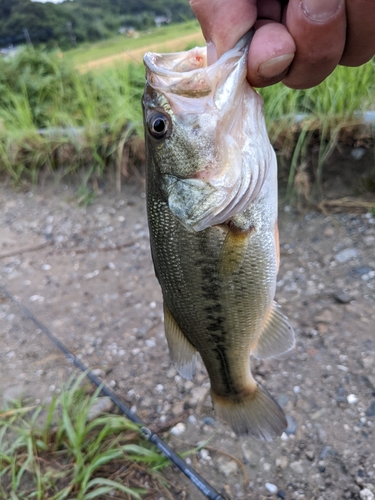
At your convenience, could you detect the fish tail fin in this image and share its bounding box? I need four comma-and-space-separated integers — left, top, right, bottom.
211, 384, 287, 441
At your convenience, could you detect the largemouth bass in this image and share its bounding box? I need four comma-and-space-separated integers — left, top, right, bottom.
143, 32, 295, 440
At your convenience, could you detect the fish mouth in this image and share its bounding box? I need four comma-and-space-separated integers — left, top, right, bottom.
143, 30, 254, 105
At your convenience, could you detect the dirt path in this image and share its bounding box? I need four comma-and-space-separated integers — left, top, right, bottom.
1, 152, 375, 499
77, 31, 205, 72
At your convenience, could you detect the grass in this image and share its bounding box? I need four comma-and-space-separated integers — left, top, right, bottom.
0, 373, 175, 500
259, 61, 375, 201
0, 47, 145, 187
63, 20, 202, 67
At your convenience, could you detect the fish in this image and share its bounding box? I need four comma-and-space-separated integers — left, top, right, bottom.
142, 31, 295, 440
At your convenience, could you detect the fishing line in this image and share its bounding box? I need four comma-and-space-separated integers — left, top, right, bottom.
0, 284, 224, 500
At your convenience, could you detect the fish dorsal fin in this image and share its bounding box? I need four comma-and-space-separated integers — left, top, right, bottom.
218, 225, 253, 275
251, 302, 295, 359
163, 302, 198, 380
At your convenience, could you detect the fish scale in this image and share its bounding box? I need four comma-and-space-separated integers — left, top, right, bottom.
143, 31, 295, 440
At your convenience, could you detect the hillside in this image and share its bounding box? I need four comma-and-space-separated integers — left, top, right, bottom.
0, 0, 194, 48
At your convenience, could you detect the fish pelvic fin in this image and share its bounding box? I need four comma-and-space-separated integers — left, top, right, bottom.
211, 384, 287, 440
163, 302, 198, 380
251, 301, 295, 359
218, 224, 253, 276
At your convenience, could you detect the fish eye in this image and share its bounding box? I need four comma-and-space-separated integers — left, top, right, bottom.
147, 112, 170, 139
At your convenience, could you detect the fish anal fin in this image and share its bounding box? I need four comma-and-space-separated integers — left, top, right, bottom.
252, 301, 295, 359
211, 383, 286, 440
218, 224, 253, 275
163, 302, 198, 380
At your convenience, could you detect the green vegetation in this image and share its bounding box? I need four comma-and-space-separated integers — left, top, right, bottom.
0, 0, 194, 49
0, 47, 144, 186
0, 374, 174, 499
259, 61, 375, 200
63, 20, 201, 67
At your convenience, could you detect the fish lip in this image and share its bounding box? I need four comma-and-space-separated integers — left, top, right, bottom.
143, 29, 254, 94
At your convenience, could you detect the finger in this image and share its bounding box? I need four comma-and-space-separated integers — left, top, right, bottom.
340, 0, 375, 66
281, 0, 347, 89
189, 0, 257, 60
247, 20, 296, 87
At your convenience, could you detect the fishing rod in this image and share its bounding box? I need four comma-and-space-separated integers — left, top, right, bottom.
0, 284, 225, 500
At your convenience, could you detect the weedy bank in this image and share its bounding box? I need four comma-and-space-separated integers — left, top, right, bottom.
0, 44, 374, 205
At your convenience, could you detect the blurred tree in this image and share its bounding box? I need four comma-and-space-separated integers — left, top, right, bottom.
0, 0, 194, 48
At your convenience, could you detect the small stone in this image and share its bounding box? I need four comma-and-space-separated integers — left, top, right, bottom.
315, 310, 333, 323
285, 415, 298, 435
203, 416, 215, 426
277, 491, 286, 499
188, 386, 207, 408
316, 424, 327, 443
184, 380, 194, 391
145, 338, 156, 347
265, 483, 278, 494
333, 291, 351, 304
170, 423, 186, 436
263, 462, 271, 472
199, 449, 211, 461
337, 365, 349, 372
155, 384, 164, 393
351, 147, 366, 160
318, 460, 326, 473
365, 401, 375, 417
335, 248, 358, 263
360, 488, 375, 500
305, 450, 315, 461
362, 356, 375, 370
84, 270, 99, 280
217, 457, 238, 477
29, 295, 45, 302
87, 397, 114, 421
187, 415, 197, 425
171, 401, 184, 415
276, 456, 288, 469
290, 461, 304, 474
347, 394, 358, 404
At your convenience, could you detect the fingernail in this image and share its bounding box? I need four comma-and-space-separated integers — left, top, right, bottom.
302, 0, 343, 22
258, 54, 294, 79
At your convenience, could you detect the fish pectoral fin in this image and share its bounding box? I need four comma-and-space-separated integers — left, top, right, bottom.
163, 302, 198, 380
218, 225, 252, 276
251, 301, 295, 359
211, 383, 286, 440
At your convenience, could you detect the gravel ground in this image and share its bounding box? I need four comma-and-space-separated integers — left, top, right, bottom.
1, 178, 375, 500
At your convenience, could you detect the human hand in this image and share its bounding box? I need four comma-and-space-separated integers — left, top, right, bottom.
190, 0, 375, 89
